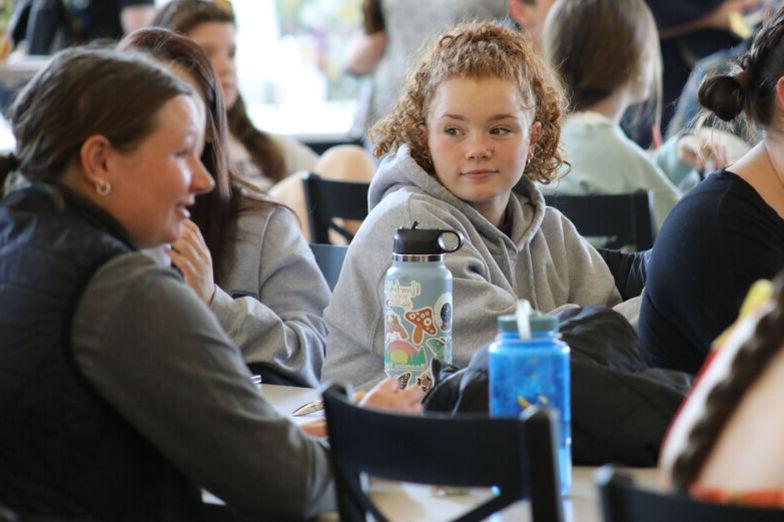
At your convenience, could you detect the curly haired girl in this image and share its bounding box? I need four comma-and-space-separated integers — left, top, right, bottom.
323, 21, 623, 389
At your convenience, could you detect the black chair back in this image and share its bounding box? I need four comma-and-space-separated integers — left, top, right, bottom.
545, 191, 655, 251
597, 466, 784, 522
309, 243, 348, 291
323, 383, 564, 522
302, 172, 370, 244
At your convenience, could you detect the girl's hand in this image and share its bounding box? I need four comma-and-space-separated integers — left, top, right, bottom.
298, 378, 424, 439
359, 376, 424, 414
167, 219, 216, 304
300, 418, 328, 438
702, 0, 762, 32
677, 134, 729, 173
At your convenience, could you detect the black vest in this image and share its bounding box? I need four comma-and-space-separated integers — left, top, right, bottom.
0, 185, 201, 521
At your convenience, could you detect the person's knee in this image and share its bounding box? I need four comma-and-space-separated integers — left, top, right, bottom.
315, 144, 376, 182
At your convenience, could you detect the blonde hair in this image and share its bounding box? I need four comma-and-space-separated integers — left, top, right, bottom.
370, 21, 567, 184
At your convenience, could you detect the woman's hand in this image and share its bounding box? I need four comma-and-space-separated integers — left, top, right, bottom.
360, 376, 424, 414
300, 418, 328, 438
167, 219, 216, 304
677, 133, 729, 173
297, 378, 424, 439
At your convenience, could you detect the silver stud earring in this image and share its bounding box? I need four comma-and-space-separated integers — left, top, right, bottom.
96, 179, 112, 196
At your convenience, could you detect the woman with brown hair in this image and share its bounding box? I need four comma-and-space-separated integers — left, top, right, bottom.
0, 47, 420, 520
542, 0, 690, 230
153, 0, 376, 241
119, 27, 329, 387
0, 46, 335, 520
639, 4, 784, 375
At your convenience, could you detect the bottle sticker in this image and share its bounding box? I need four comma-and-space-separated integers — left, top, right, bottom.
404, 307, 437, 344
415, 370, 433, 392
387, 339, 425, 366
384, 279, 421, 309
425, 337, 447, 360
397, 371, 412, 389
385, 312, 409, 341
434, 293, 452, 332
384, 281, 452, 378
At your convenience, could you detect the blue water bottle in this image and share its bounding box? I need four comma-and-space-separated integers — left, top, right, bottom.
383, 223, 463, 390
488, 313, 571, 495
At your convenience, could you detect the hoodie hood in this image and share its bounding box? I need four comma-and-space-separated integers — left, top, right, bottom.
368, 144, 547, 247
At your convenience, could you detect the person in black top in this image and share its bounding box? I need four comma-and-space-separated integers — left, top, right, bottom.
639, 5, 784, 374
10, 0, 155, 54
645, 0, 757, 131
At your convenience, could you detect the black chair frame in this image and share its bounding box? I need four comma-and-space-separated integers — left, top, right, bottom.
323, 383, 564, 522
302, 172, 369, 244
597, 465, 784, 522
545, 190, 655, 251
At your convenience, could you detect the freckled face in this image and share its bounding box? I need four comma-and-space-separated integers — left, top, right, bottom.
426, 77, 539, 225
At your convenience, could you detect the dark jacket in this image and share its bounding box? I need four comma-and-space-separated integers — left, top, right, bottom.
0, 184, 201, 521
424, 306, 692, 467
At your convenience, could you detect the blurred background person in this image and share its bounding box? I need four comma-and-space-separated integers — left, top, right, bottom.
639, 4, 784, 375
119, 27, 330, 387
506, 0, 555, 51
345, 0, 508, 142
154, 0, 376, 242
646, 0, 763, 132
9, 0, 155, 54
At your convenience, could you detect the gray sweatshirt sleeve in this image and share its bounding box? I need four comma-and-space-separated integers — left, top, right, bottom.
71, 253, 334, 520
210, 205, 329, 387
540, 208, 622, 308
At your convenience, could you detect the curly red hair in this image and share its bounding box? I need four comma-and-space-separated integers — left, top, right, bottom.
370, 21, 567, 184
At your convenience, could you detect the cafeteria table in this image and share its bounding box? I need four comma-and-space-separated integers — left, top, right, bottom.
256, 384, 659, 522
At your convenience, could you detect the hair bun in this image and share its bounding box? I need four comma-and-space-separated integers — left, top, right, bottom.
698, 73, 747, 122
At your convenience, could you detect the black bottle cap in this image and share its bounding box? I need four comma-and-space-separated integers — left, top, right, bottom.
392, 222, 464, 255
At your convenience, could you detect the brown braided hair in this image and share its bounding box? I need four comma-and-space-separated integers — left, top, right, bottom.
670, 273, 784, 492
699, 5, 784, 126
370, 21, 567, 185
153, 0, 288, 182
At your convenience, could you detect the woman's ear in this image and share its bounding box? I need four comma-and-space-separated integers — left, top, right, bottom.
78, 134, 113, 187
774, 77, 784, 114
418, 121, 429, 146
529, 121, 542, 151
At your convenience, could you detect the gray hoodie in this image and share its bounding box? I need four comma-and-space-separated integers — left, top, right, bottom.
323, 145, 621, 389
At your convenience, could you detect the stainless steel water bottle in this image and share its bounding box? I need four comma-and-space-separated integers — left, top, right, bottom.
383, 223, 463, 390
